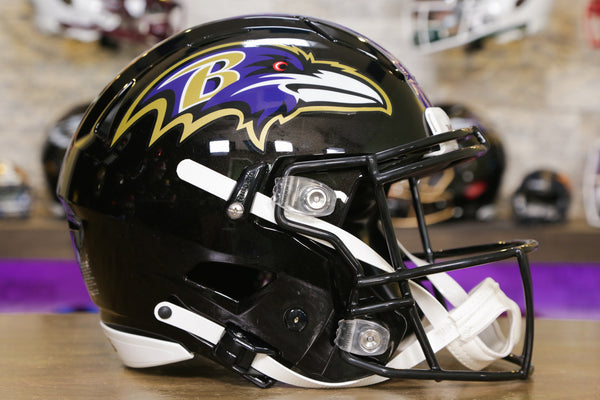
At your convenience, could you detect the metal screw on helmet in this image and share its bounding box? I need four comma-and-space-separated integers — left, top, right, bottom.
359, 328, 383, 353
284, 308, 308, 332
272, 176, 337, 217
335, 319, 390, 356
304, 187, 328, 211
227, 202, 244, 220
157, 306, 172, 319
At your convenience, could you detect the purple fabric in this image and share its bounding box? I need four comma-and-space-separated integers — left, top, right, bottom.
447, 263, 600, 320
1, 259, 599, 319
0, 259, 96, 313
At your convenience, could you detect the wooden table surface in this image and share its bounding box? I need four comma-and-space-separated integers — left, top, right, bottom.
1, 314, 598, 399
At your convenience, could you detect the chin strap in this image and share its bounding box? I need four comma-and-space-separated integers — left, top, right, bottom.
395, 240, 521, 371
249, 277, 520, 387
152, 275, 520, 388
143, 160, 523, 388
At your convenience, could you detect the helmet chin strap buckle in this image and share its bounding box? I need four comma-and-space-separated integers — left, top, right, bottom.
154, 301, 277, 388
213, 325, 278, 388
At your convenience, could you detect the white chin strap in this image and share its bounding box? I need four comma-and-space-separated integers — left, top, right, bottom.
110, 160, 521, 388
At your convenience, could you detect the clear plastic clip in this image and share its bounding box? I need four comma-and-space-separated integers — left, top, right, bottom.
272, 176, 337, 217
335, 319, 390, 356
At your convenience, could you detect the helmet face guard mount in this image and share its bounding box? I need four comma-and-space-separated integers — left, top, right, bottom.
58, 15, 537, 388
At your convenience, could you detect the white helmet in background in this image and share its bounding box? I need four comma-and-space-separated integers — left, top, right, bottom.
410, 0, 554, 53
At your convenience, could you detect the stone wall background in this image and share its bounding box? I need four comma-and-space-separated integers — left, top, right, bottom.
0, 0, 598, 219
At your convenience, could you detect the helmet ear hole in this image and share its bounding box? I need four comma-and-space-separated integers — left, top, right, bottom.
185, 262, 276, 306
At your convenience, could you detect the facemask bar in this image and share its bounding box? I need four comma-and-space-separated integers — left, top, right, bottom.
273, 126, 537, 381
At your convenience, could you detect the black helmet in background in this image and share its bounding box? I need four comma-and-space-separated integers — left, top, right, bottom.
512, 169, 571, 224
42, 103, 89, 216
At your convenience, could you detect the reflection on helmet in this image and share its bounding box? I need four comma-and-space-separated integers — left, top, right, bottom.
58, 15, 537, 388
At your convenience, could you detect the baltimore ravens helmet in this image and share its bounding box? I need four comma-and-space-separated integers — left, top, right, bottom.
57, 15, 537, 388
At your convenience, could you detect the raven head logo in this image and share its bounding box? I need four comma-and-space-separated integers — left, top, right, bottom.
112, 42, 392, 152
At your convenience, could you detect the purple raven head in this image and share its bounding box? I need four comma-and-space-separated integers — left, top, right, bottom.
115, 44, 391, 151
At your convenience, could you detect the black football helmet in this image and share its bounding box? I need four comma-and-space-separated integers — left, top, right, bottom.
57, 15, 537, 388
42, 103, 89, 216
512, 169, 571, 224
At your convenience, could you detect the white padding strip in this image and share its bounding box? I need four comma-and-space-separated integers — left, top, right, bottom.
251, 354, 368, 388
154, 302, 225, 345
101, 322, 193, 368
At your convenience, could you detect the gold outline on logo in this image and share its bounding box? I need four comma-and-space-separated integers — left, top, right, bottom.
112, 43, 392, 151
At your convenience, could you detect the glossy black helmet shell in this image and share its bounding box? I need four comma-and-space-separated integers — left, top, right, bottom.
58, 15, 536, 387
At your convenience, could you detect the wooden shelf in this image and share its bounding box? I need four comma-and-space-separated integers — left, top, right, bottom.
401, 219, 600, 263
1, 314, 598, 398
0, 218, 73, 260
